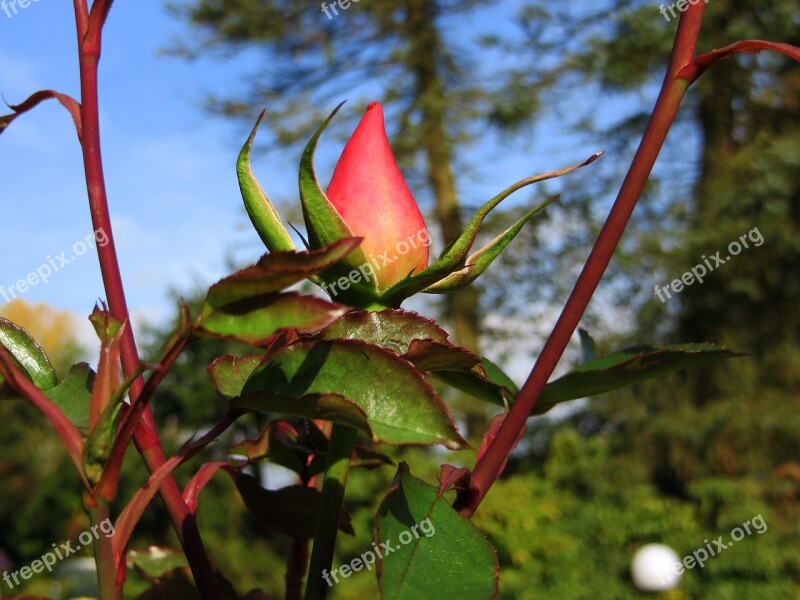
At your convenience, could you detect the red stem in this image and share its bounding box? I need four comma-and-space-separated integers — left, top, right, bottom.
74, 4, 222, 597
286, 537, 309, 600
459, 4, 707, 518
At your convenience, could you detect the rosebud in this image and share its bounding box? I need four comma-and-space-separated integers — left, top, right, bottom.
326, 102, 429, 291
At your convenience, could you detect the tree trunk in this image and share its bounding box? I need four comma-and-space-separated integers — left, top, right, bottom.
404, 0, 484, 436
403, 0, 482, 353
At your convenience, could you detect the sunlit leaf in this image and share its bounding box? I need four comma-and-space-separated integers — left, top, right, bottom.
534, 343, 744, 415
0, 316, 57, 395
376, 463, 498, 599
236, 339, 466, 448
43, 363, 95, 434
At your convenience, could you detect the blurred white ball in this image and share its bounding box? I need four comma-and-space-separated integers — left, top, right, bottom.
631, 543, 682, 591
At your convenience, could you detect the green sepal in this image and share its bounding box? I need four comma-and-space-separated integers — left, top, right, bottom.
423, 195, 557, 293
383, 153, 600, 302
238, 110, 295, 252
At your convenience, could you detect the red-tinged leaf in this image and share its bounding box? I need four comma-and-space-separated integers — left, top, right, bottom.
184, 462, 232, 514
476, 413, 526, 478
237, 339, 467, 449
88, 306, 126, 432
113, 413, 242, 572
0, 89, 82, 140
198, 292, 349, 345
432, 357, 519, 407
228, 420, 300, 461
232, 473, 354, 538
204, 239, 362, 308
318, 309, 449, 354
376, 463, 498, 599
437, 464, 472, 498
96, 307, 191, 502
404, 339, 482, 372
197, 241, 363, 343
114, 454, 184, 573
208, 354, 263, 400
680, 40, 800, 83
318, 309, 481, 372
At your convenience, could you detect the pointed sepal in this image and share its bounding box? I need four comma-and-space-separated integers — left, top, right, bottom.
422, 195, 557, 293
238, 110, 296, 253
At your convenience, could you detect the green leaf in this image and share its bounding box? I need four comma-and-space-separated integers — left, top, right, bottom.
208, 354, 263, 400
299, 103, 376, 295
203, 239, 361, 308
422, 196, 556, 293
236, 339, 467, 448
534, 343, 744, 415
233, 473, 354, 538
43, 363, 95, 434
375, 463, 498, 599
317, 309, 481, 371
0, 316, 57, 395
403, 340, 482, 372
199, 292, 348, 345
238, 110, 296, 252
317, 309, 449, 354
197, 242, 360, 344
433, 357, 518, 407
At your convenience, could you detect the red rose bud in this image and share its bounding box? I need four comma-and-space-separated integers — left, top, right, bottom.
326, 102, 429, 290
